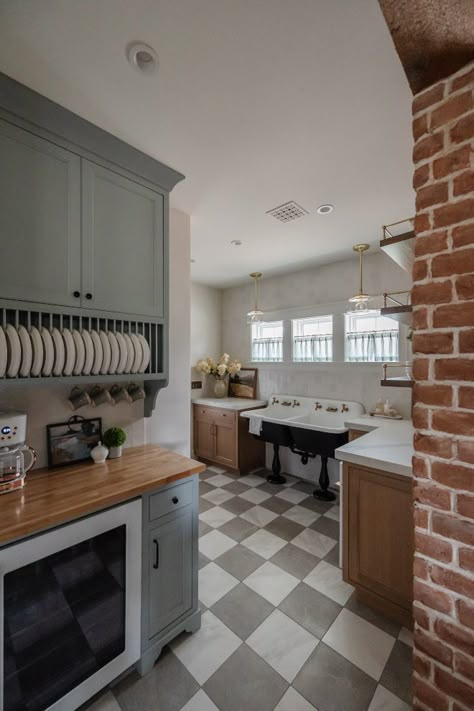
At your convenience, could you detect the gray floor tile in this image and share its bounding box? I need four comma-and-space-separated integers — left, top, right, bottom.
199, 551, 211, 569
264, 516, 306, 542
114, 647, 199, 711
200, 498, 216, 514
258, 481, 284, 495
379, 641, 413, 705
345, 593, 401, 638
219, 516, 259, 542
279, 583, 342, 639
199, 520, 213, 537
224, 480, 251, 495
293, 643, 377, 711
215, 544, 265, 581
200, 469, 219, 480
204, 644, 288, 711
311, 516, 340, 540
200, 480, 215, 496
211, 583, 274, 640
323, 543, 340, 567
299, 497, 335, 514
220, 495, 255, 515
292, 480, 316, 495
270, 543, 320, 580
260, 495, 295, 515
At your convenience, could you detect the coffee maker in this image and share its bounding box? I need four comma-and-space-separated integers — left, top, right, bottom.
0, 412, 36, 494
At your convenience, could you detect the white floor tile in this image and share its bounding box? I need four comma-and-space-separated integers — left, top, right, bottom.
180, 689, 220, 711
239, 473, 265, 487
199, 506, 236, 528
206, 466, 227, 474
274, 687, 317, 711
202, 488, 234, 505
292, 529, 337, 558
368, 685, 411, 711
324, 505, 340, 521
398, 627, 414, 648
170, 610, 241, 685
199, 562, 239, 607
304, 560, 353, 605
199, 530, 237, 560
240, 505, 278, 528
247, 609, 318, 683
241, 528, 286, 559
206, 474, 235, 488
283, 505, 320, 527
85, 691, 121, 711
276, 488, 309, 504
323, 608, 395, 680
244, 561, 299, 606
239, 488, 271, 504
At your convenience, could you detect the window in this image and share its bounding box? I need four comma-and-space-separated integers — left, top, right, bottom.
345, 311, 399, 362
293, 316, 333, 362
251, 321, 283, 362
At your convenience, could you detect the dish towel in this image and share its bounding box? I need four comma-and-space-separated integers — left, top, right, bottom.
249, 415, 263, 436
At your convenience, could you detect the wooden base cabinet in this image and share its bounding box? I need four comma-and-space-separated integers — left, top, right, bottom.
193, 404, 265, 474
343, 462, 413, 628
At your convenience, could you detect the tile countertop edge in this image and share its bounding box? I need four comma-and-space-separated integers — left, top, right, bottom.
335, 416, 414, 478
0, 445, 206, 548
193, 397, 267, 410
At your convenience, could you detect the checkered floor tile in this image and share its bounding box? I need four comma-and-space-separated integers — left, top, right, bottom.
85, 465, 412, 711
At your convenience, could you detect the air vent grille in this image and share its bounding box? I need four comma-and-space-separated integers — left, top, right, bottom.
266, 201, 309, 223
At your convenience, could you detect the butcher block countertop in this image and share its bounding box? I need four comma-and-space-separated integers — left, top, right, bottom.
0, 445, 205, 547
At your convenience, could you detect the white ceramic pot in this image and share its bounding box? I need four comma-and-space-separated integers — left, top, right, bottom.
90, 441, 109, 464
108, 445, 123, 459
213, 378, 227, 398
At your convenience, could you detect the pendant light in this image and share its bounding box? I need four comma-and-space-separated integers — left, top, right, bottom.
247, 272, 264, 324
348, 244, 372, 312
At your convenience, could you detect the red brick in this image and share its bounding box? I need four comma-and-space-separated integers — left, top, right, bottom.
416, 182, 449, 211
416, 531, 453, 563
460, 329, 474, 353
413, 676, 449, 711
414, 432, 453, 459
433, 511, 474, 545
434, 302, 474, 328
413, 258, 429, 282
413, 113, 429, 141
431, 564, 474, 599
412, 281, 452, 306
459, 386, 474, 409
414, 555, 430, 580
415, 507, 429, 529
457, 598, 474, 629
413, 651, 431, 678
414, 383, 453, 407
415, 628, 453, 667
414, 603, 431, 630
433, 409, 474, 435
432, 461, 474, 492
413, 332, 453, 354
414, 579, 453, 614
413, 307, 429, 330
458, 494, 474, 519
459, 547, 474, 573
459, 441, 474, 465
433, 145, 471, 180
451, 113, 474, 144
433, 198, 474, 229
415, 484, 451, 510
456, 274, 474, 300
454, 169, 474, 197
414, 131, 445, 163
435, 666, 474, 708
413, 357, 430, 381
430, 92, 473, 130
413, 455, 430, 478
415, 231, 449, 258
414, 163, 430, 190
413, 83, 446, 114
432, 248, 474, 278
451, 67, 474, 93
434, 359, 474, 382
454, 651, 474, 683
435, 619, 474, 655
415, 213, 431, 234
452, 224, 474, 249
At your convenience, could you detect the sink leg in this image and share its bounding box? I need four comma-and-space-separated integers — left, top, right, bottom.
314, 455, 336, 501
267, 443, 286, 485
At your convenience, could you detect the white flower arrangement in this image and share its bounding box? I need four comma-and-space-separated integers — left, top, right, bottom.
196, 353, 242, 380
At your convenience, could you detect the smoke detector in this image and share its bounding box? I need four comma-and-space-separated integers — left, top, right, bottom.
126, 42, 158, 75
266, 201, 309, 223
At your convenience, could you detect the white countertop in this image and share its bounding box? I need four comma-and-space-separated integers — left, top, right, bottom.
335, 415, 414, 478
193, 397, 267, 411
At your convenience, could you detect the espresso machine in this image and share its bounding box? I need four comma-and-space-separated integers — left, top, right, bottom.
0, 412, 36, 494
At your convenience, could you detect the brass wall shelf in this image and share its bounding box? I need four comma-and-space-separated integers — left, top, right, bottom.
380, 219, 415, 274
381, 363, 414, 388
381, 291, 413, 326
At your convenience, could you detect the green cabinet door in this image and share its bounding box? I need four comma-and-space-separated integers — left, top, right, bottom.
0, 119, 81, 306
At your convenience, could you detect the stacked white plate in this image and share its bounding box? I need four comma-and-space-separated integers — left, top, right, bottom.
0, 325, 151, 378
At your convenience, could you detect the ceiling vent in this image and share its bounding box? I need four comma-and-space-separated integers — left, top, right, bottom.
266, 201, 309, 223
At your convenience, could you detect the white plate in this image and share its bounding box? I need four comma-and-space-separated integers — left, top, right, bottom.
99, 330, 111, 375
18, 325, 33, 377
41, 327, 54, 376
115, 332, 128, 374
51, 327, 65, 377
6, 325, 21, 378
81, 329, 94, 375
29, 326, 44, 377
72, 329, 86, 375
0, 326, 7, 378
130, 333, 142, 374
137, 334, 151, 373
62, 328, 76, 376
107, 332, 120, 374
123, 333, 134, 373
90, 330, 103, 375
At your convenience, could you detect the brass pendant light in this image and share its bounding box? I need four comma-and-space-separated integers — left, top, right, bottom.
349, 244, 372, 312
247, 272, 264, 324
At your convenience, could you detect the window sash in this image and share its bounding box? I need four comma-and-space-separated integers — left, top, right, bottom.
251, 337, 283, 362
345, 329, 399, 362
293, 334, 333, 362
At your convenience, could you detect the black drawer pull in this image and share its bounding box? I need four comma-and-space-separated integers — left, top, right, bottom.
153, 538, 159, 569
172, 496, 179, 504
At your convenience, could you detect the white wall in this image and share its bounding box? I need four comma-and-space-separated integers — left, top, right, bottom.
190, 282, 223, 399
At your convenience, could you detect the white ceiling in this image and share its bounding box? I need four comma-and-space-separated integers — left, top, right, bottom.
0, 0, 414, 288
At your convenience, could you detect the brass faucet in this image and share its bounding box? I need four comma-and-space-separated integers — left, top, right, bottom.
292, 399, 300, 407
341, 404, 349, 412
314, 402, 323, 410
281, 401, 292, 406
326, 406, 338, 412
271, 397, 279, 405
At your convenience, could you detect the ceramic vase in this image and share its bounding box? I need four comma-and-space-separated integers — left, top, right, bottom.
213, 378, 227, 398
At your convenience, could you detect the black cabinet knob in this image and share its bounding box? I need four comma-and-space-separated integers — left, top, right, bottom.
85, 293, 93, 300
73, 291, 80, 298
172, 496, 179, 504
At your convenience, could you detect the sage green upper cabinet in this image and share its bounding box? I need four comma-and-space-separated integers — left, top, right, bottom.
81, 160, 165, 318
0, 119, 81, 307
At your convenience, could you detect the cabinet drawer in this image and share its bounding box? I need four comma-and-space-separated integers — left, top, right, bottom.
213, 410, 236, 426
149, 481, 193, 521
194, 406, 213, 422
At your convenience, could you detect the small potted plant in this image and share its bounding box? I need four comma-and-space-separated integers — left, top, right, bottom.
103, 427, 127, 459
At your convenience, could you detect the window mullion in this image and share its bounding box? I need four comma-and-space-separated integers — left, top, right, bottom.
283, 319, 292, 362
333, 313, 345, 362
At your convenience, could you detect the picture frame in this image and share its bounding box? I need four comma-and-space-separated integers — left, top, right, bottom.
228, 367, 258, 399
47, 415, 103, 468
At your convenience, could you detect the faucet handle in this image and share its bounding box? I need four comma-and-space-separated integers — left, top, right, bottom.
341, 403, 349, 412
314, 401, 322, 410
271, 397, 279, 405
292, 399, 300, 407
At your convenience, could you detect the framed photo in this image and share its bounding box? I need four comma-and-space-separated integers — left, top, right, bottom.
47, 416, 103, 468
228, 368, 258, 399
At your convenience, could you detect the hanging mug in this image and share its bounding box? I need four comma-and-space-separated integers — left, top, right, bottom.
68, 387, 92, 410
110, 384, 132, 404
89, 385, 114, 407
128, 383, 146, 402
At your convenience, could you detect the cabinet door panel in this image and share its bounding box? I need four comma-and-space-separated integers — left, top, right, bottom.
214, 422, 237, 468
148, 508, 193, 639
0, 119, 81, 306
194, 419, 215, 460
82, 160, 164, 316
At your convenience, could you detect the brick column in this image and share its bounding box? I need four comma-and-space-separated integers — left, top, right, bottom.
412, 62, 474, 711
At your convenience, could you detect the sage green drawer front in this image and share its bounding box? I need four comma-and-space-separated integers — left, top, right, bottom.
149, 481, 193, 521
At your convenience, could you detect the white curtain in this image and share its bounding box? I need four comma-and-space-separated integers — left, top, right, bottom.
346, 330, 399, 362
252, 338, 283, 362
293, 335, 333, 362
